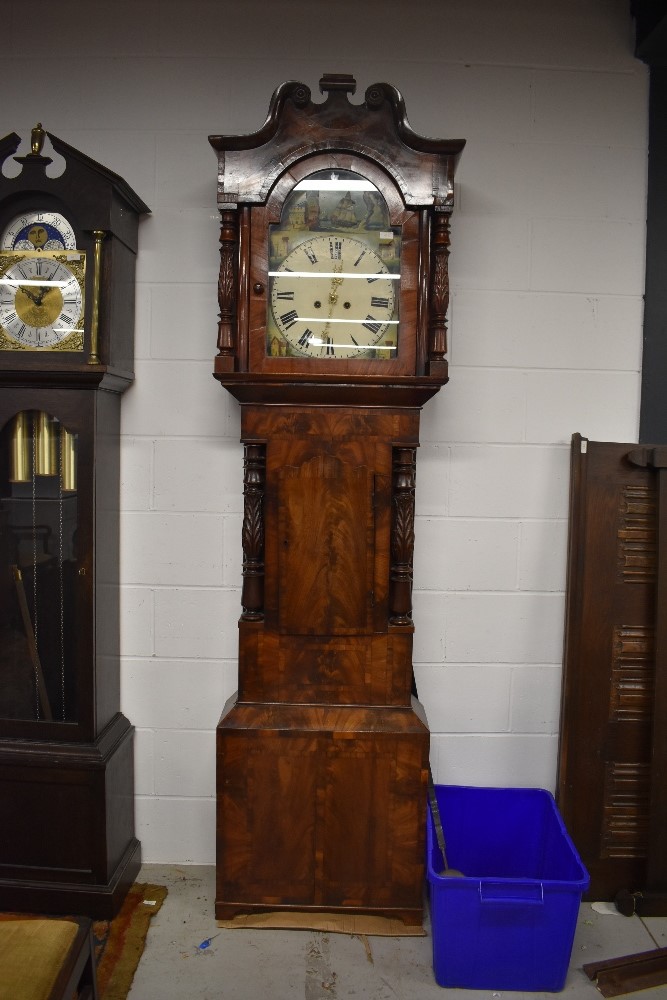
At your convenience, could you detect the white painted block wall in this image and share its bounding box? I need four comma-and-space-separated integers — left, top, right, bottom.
3, 0, 647, 863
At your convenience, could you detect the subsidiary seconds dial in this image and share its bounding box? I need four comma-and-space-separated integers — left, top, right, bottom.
270, 235, 398, 359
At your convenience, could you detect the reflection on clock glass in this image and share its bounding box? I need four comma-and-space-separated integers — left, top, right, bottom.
267, 170, 400, 360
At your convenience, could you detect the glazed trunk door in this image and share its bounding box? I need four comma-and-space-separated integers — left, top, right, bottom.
558, 435, 656, 899
278, 455, 374, 635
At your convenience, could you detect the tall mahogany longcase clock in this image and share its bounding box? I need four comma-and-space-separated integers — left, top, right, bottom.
210, 75, 464, 924
0, 125, 149, 917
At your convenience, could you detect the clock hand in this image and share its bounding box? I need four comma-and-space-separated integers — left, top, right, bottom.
329, 262, 344, 307
322, 264, 344, 339
18, 284, 51, 307
18, 284, 41, 306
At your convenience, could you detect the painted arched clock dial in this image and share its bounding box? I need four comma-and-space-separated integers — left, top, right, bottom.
1, 211, 77, 251
0, 252, 85, 350
270, 234, 398, 359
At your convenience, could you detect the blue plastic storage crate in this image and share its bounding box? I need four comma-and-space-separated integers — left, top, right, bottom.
426, 785, 590, 992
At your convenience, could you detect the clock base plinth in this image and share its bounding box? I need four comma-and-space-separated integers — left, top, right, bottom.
215, 899, 423, 927
215, 695, 429, 926
0, 839, 141, 921
0, 713, 140, 919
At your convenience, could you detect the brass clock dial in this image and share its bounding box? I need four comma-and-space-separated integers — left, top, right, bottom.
0, 251, 85, 351
270, 234, 398, 359
1, 211, 77, 251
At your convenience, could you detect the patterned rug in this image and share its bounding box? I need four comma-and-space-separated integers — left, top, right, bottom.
94, 883, 168, 1000
0, 882, 167, 1000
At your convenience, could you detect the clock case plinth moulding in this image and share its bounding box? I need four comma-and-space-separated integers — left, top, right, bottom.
0, 128, 149, 917
210, 74, 464, 925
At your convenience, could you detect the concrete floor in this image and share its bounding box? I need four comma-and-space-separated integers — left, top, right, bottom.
127, 865, 667, 1000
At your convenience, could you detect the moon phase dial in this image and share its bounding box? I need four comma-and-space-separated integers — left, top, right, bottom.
2, 211, 78, 251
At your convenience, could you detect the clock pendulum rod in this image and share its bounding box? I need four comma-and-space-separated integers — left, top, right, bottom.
11, 565, 52, 721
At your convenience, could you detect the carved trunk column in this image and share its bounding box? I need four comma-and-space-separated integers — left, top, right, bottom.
389, 447, 417, 625
241, 443, 265, 621
216, 207, 239, 370
427, 207, 452, 377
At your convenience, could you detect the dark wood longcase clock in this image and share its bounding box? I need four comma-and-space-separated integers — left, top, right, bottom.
0, 126, 149, 916
210, 75, 464, 924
